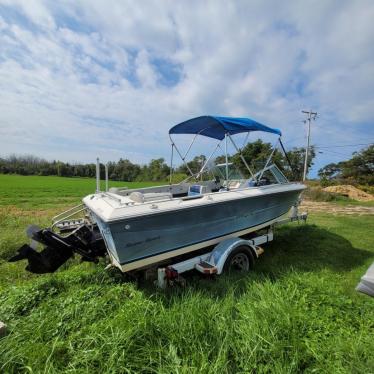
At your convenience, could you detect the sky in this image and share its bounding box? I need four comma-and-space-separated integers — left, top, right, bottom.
0, 0, 373, 178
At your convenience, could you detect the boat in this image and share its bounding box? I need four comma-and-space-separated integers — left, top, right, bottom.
10, 115, 306, 274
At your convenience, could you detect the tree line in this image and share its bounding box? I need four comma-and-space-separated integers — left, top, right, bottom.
0, 155, 172, 182
0, 141, 316, 182
2, 144, 371, 187
318, 145, 374, 185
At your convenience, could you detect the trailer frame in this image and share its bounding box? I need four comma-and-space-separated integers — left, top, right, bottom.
156, 211, 307, 288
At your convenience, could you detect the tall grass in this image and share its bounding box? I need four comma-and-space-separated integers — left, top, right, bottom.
302, 186, 350, 202
302, 186, 374, 207
0, 175, 373, 373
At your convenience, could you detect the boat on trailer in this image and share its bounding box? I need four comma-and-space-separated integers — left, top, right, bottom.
10, 115, 306, 276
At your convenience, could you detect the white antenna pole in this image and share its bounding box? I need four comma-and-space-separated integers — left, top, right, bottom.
105, 163, 109, 192
169, 143, 174, 185
96, 157, 100, 193
225, 133, 229, 183
302, 110, 317, 181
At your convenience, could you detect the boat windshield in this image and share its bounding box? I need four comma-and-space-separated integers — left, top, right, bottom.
249, 164, 289, 185
212, 163, 288, 186
211, 162, 244, 181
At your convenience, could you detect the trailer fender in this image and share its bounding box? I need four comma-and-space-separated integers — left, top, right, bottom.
208, 238, 257, 275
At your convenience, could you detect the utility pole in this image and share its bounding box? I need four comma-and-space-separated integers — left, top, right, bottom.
302, 110, 317, 181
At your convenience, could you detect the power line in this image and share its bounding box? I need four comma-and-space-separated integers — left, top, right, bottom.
315, 142, 373, 149
318, 149, 355, 157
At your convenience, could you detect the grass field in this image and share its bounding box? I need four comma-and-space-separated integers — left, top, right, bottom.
0, 174, 373, 373
0, 174, 160, 209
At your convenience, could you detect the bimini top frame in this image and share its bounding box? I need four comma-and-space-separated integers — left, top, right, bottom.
168, 115, 289, 184
169, 116, 281, 140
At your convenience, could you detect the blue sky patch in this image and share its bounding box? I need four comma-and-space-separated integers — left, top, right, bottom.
0, 5, 39, 33
151, 57, 183, 87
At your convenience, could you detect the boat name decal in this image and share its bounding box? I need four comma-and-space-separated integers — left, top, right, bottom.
125, 236, 161, 248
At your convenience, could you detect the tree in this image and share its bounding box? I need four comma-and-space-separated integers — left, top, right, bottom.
340, 145, 374, 184
138, 158, 170, 181
177, 155, 207, 175
111, 159, 141, 181
233, 140, 278, 175
214, 139, 315, 181
284, 146, 316, 181
318, 163, 342, 180
214, 155, 228, 165
318, 145, 374, 185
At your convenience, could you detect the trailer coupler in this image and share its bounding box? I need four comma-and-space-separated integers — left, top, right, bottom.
9, 224, 106, 274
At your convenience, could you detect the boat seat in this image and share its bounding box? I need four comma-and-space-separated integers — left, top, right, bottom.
188, 184, 207, 196
129, 191, 173, 203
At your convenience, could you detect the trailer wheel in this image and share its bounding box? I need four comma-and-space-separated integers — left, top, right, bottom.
223, 246, 254, 273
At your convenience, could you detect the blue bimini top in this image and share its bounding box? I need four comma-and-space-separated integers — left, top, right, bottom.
169, 116, 281, 140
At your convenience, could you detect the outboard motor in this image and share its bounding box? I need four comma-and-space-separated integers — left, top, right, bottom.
9, 223, 106, 274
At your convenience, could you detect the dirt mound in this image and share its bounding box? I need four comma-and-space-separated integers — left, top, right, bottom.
300, 200, 374, 215
323, 185, 374, 201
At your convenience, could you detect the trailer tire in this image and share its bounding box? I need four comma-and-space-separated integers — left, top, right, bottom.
223, 246, 254, 273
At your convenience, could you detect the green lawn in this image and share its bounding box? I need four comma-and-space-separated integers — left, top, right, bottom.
0, 174, 160, 209
0, 174, 373, 373
333, 199, 374, 207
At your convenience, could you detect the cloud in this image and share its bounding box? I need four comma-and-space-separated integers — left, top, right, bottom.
0, 0, 373, 176
1, 0, 55, 30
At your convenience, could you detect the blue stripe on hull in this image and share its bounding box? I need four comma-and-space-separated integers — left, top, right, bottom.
99, 189, 301, 265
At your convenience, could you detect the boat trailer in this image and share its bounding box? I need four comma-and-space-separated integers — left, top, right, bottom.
155, 210, 307, 288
